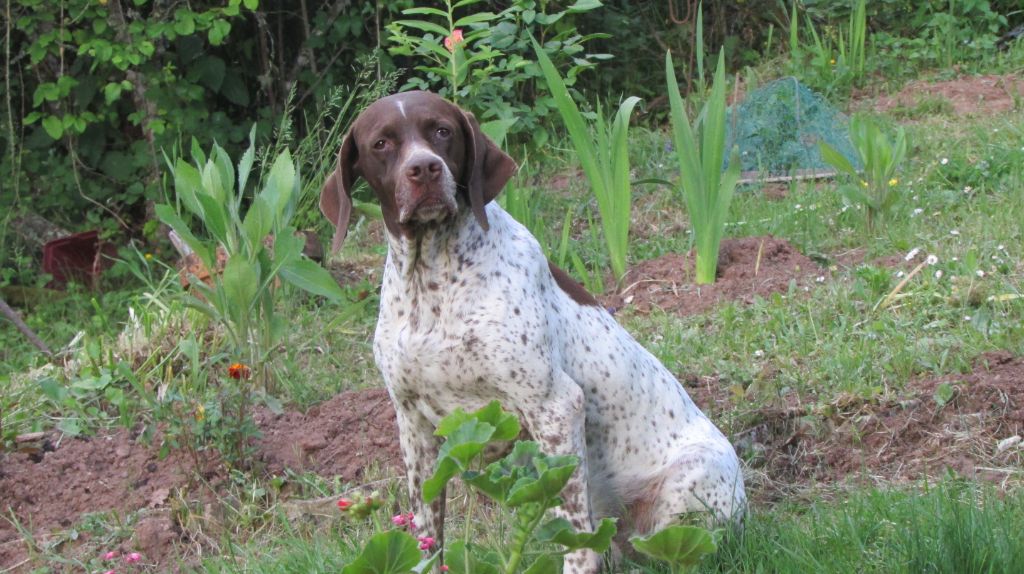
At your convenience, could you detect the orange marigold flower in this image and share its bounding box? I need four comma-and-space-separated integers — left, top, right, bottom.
228, 362, 251, 380
444, 29, 464, 52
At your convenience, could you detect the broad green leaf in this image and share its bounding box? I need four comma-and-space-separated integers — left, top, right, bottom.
444, 540, 502, 574
818, 140, 857, 177
341, 531, 421, 574
173, 158, 205, 219
221, 254, 260, 321
523, 554, 562, 574
279, 257, 344, 302
567, 0, 603, 13
630, 525, 717, 569
393, 19, 449, 37
42, 115, 63, 139
154, 203, 212, 270
211, 143, 235, 200
260, 150, 297, 225
454, 12, 496, 27
242, 196, 273, 250
423, 457, 461, 503
434, 400, 520, 441
535, 517, 617, 552
401, 7, 448, 18
195, 193, 231, 247
479, 118, 518, 146
237, 124, 257, 194
506, 458, 577, 506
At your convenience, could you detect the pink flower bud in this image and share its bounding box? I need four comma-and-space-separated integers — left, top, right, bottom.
392, 514, 407, 526
418, 535, 435, 550
102, 551, 119, 560
124, 552, 142, 563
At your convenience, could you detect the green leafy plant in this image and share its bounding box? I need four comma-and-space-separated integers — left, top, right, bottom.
156, 131, 344, 463
532, 36, 640, 284
388, 0, 608, 145
666, 49, 741, 285
786, 0, 868, 97
631, 525, 718, 574
337, 401, 615, 573
819, 114, 909, 231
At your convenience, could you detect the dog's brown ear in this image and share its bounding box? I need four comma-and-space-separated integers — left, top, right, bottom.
459, 110, 517, 231
319, 133, 359, 253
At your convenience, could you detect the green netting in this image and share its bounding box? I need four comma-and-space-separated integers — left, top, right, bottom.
727, 77, 859, 177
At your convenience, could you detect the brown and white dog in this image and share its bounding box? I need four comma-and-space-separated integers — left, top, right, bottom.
320, 91, 745, 573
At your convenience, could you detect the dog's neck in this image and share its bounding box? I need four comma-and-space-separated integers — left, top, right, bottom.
383, 204, 495, 283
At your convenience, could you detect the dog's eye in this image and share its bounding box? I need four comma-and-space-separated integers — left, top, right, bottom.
436, 127, 451, 139
373, 139, 387, 150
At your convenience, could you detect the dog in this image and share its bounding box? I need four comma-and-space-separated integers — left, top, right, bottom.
320, 91, 745, 573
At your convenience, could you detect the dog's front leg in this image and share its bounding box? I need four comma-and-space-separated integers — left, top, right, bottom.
520, 371, 603, 574
394, 404, 446, 551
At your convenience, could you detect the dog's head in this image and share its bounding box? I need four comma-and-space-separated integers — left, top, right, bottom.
319, 91, 517, 251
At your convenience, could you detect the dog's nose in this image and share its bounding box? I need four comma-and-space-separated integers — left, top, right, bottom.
405, 158, 443, 183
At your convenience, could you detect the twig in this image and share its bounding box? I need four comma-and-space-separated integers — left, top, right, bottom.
0, 296, 52, 356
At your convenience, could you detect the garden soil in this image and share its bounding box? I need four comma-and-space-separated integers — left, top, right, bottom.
602, 236, 825, 316
872, 73, 1024, 116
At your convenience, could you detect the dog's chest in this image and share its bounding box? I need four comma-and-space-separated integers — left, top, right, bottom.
374, 263, 502, 392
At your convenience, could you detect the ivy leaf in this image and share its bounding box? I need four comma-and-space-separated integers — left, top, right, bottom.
42, 115, 63, 140
630, 525, 718, 570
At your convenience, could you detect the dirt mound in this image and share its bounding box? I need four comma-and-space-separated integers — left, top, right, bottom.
0, 388, 403, 571
874, 74, 1024, 116
254, 387, 403, 481
714, 352, 1024, 495
604, 236, 823, 316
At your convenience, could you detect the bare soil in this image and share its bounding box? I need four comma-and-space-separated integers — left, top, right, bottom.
0, 388, 402, 571
603, 236, 825, 317
873, 73, 1024, 116
690, 351, 1024, 498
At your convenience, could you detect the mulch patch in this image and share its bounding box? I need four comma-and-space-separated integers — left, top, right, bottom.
602, 236, 825, 317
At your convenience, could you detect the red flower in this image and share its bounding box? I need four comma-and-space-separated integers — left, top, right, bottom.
441, 566, 449, 572
337, 498, 354, 511
444, 29, 464, 52
227, 362, 251, 380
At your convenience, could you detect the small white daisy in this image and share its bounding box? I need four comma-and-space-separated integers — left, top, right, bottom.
905, 247, 921, 261
976, 269, 985, 278
935, 270, 944, 279
926, 255, 939, 265
940, 157, 949, 165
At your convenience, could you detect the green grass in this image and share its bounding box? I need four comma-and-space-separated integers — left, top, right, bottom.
191, 482, 1024, 573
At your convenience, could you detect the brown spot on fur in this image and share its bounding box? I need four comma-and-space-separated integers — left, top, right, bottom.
548, 260, 600, 307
